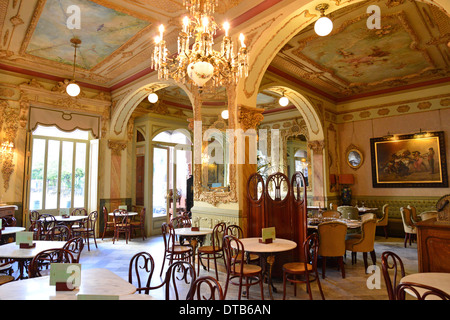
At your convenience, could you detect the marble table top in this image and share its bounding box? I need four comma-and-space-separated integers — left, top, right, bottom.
174, 227, 213, 236
108, 212, 138, 216
0, 240, 66, 259
400, 272, 450, 299
1, 227, 25, 235
0, 268, 137, 300
40, 216, 87, 222
236, 237, 297, 253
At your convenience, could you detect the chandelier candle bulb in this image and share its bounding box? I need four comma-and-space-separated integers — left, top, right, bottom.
159, 25, 165, 41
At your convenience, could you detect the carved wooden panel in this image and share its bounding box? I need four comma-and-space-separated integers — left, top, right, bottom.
246, 173, 266, 238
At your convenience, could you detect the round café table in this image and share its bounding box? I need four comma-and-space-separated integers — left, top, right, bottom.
174, 227, 213, 266
0, 227, 26, 245
400, 272, 450, 300
237, 237, 297, 300
0, 268, 137, 300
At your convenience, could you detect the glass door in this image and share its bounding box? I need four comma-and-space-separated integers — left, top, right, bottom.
172, 146, 193, 217
152, 145, 169, 218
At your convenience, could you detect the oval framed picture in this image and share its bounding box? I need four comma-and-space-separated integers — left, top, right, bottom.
346, 145, 363, 170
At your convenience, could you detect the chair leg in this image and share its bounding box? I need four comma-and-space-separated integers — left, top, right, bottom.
259, 273, 264, 300
338, 256, 345, 279
384, 226, 388, 239
322, 256, 326, 279
213, 255, 219, 281
363, 252, 368, 272
315, 269, 325, 300
282, 271, 287, 300
370, 250, 376, 265
305, 271, 313, 300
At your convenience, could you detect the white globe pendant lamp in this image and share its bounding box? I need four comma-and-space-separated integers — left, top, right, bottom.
187, 61, 215, 87
221, 110, 229, 120
66, 38, 82, 97
66, 83, 81, 97
279, 96, 289, 107
148, 92, 159, 103
314, 4, 333, 37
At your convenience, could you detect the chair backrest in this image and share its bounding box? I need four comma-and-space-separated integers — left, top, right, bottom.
171, 215, 191, 228
29, 248, 75, 278
112, 209, 128, 225
378, 204, 389, 224
351, 219, 377, 252
86, 211, 98, 229
225, 225, 244, 238
44, 225, 72, 241
318, 221, 347, 256
322, 210, 340, 219
400, 207, 415, 232
222, 235, 246, 276
407, 205, 420, 223
186, 276, 224, 300
381, 251, 405, 300
139, 207, 146, 225
303, 232, 320, 271
161, 223, 178, 254
420, 211, 438, 221
128, 252, 155, 294
39, 214, 57, 232
337, 206, 359, 220
71, 208, 87, 216
210, 222, 226, 249
329, 203, 338, 211
63, 237, 84, 263
163, 261, 196, 300
396, 282, 450, 300
1, 216, 16, 227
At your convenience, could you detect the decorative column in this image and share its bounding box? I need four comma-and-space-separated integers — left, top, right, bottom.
108, 140, 127, 199
308, 140, 326, 207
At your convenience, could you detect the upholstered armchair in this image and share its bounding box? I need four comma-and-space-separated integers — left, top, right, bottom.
407, 205, 420, 223
322, 210, 340, 219
376, 204, 389, 238
345, 219, 377, 271
337, 206, 359, 220
318, 221, 347, 279
400, 207, 416, 247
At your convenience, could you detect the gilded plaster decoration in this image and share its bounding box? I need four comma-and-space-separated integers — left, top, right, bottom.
108, 139, 127, 156
238, 105, 264, 131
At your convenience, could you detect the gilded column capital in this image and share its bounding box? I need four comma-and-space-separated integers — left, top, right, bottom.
238, 105, 264, 131
108, 139, 127, 156
308, 140, 325, 153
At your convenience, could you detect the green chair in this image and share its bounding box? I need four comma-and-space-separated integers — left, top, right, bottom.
337, 206, 359, 220
376, 204, 389, 238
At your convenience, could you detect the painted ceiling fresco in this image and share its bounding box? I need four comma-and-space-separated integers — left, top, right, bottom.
299, 14, 431, 85
25, 0, 151, 70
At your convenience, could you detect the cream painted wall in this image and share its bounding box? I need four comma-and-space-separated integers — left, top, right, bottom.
338, 108, 450, 197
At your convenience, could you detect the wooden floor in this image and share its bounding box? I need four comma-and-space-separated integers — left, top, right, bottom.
70, 233, 419, 301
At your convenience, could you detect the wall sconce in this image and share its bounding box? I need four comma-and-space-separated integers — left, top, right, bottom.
1, 141, 14, 157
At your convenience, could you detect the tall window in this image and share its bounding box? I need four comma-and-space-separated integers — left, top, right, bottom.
29, 125, 90, 213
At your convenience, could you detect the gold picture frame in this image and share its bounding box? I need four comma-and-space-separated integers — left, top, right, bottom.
346, 144, 364, 170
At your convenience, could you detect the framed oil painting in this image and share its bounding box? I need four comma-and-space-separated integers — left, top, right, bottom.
370, 131, 448, 188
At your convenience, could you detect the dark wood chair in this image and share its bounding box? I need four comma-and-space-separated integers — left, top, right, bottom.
72, 211, 98, 251
101, 206, 114, 240
63, 237, 84, 263
112, 209, 131, 244
282, 233, 325, 300
43, 225, 72, 241
38, 214, 58, 240
160, 223, 193, 277
28, 248, 75, 278
224, 224, 259, 264
158, 261, 196, 300
130, 207, 146, 240
222, 235, 264, 300
186, 276, 224, 300
28, 210, 41, 239
128, 252, 155, 294
197, 222, 226, 280
381, 251, 406, 300
70, 208, 87, 216
396, 282, 450, 300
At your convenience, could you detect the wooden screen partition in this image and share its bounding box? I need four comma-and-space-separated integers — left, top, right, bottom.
246, 171, 308, 276
291, 172, 308, 261
247, 173, 266, 237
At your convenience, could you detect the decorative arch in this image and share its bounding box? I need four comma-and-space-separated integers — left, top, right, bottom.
110, 74, 194, 139
240, 0, 450, 106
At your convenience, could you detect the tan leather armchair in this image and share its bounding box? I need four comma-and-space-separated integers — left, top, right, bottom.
376, 204, 389, 238
345, 219, 377, 271
420, 211, 438, 221
322, 210, 340, 219
400, 207, 416, 247
318, 221, 347, 279
337, 206, 359, 220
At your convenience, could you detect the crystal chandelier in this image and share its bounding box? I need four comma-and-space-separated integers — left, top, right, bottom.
152, 0, 249, 89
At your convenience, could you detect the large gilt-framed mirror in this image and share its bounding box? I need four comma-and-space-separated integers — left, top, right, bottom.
192, 87, 237, 206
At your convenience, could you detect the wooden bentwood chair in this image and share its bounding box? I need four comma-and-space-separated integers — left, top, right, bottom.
186, 276, 224, 300
130, 207, 146, 240
282, 233, 325, 300
160, 223, 193, 277
381, 251, 406, 300
222, 235, 264, 300
197, 222, 226, 280
128, 252, 156, 294
72, 211, 98, 251
101, 206, 115, 240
